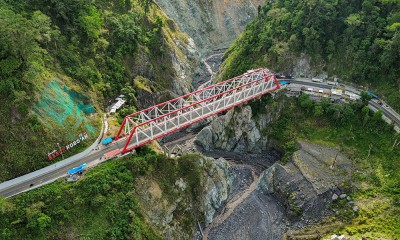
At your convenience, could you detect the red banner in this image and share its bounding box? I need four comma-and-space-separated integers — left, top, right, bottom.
47, 131, 89, 160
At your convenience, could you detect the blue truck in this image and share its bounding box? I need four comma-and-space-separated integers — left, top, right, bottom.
68, 163, 87, 175
102, 137, 113, 145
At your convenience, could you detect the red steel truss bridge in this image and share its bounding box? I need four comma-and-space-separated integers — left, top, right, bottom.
115, 68, 280, 154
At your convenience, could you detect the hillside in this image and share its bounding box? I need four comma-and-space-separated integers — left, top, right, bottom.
0, 148, 209, 239
0, 0, 199, 181
219, 0, 400, 110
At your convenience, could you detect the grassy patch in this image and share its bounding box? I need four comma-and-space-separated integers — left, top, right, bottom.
134, 75, 152, 93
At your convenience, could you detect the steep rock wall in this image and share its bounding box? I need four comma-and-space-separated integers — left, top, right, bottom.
134, 155, 234, 237
258, 141, 352, 221
154, 0, 264, 53
195, 95, 284, 152
131, 12, 201, 108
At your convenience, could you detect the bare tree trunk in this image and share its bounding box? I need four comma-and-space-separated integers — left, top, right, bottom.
393, 138, 398, 150
330, 152, 339, 169
366, 144, 373, 161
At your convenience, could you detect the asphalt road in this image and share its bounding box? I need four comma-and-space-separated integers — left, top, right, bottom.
0, 140, 124, 198
370, 100, 400, 126
1, 78, 399, 198
283, 79, 400, 126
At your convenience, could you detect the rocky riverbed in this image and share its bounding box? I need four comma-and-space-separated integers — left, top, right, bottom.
199, 141, 352, 240
160, 106, 354, 239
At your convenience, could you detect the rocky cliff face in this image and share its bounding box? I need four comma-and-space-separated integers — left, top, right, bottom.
154, 0, 264, 54
203, 141, 353, 240
132, 14, 201, 108
134, 155, 234, 237
195, 95, 284, 152
195, 106, 268, 152
202, 157, 235, 226
190, 95, 356, 238
258, 141, 352, 222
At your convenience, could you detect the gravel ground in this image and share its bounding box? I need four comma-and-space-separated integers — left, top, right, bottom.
227, 165, 254, 202
207, 191, 286, 240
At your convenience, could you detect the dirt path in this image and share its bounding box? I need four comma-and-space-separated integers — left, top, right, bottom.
202, 168, 260, 240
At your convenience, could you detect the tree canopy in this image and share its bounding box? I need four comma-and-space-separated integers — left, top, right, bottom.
220, 0, 400, 110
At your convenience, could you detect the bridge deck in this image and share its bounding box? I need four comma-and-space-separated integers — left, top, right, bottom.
116, 68, 280, 153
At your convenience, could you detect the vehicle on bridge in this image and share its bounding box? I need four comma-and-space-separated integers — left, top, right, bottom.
104, 149, 121, 160
68, 163, 87, 175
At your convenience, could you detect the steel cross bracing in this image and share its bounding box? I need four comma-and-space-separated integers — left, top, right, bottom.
115, 68, 280, 153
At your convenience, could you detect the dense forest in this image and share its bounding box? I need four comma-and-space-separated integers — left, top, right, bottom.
0, 0, 196, 181
220, 0, 400, 111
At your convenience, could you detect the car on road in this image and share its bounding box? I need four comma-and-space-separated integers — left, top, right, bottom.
312, 78, 323, 83
279, 81, 289, 85
102, 137, 113, 146
383, 104, 390, 109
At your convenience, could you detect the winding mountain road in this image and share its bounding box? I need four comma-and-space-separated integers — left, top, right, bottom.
0, 137, 126, 198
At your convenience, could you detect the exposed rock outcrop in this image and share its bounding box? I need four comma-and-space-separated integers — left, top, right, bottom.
258, 141, 352, 221
203, 141, 353, 240
169, 36, 200, 95
130, 13, 201, 107
201, 157, 235, 226
154, 0, 264, 54
195, 99, 282, 152
134, 156, 234, 237
291, 53, 329, 79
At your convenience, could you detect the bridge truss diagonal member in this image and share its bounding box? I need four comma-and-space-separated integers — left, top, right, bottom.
115, 68, 280, 154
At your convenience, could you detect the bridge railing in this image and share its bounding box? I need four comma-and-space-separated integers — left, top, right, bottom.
116, 68, 280, 153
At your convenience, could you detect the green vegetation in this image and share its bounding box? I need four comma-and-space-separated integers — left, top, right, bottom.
134, 75, 152, 93
0, 148, 205, 239
266, 92, 399, 238
220, 0, 400, 111
0, 0, 194, 181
